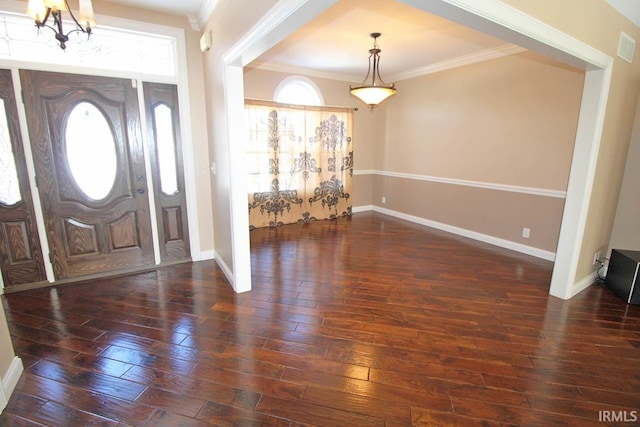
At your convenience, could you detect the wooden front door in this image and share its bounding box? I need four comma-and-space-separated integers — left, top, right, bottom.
0, 69, 47, 287
20, 70, 154, 280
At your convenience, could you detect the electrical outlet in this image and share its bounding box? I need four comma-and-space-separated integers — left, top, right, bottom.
522, 227, 530, 238
381, 196, 386, 204
593, 250, 601, 266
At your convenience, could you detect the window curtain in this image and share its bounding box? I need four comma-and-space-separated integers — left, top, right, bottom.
246, 100, 353, 229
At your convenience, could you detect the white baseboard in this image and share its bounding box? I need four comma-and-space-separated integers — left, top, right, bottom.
352, 205, 374, 213
353, 205, 556, 261
571, 271, 598, 298
0, 356, 23, 414
213, 250, 235, 290
191, 249, 215, 262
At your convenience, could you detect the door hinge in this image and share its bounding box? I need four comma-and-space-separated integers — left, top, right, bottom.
48, 252, 53, 264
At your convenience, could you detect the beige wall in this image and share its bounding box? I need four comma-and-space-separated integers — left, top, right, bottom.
609, 93, 640, 251
499, 0, 640, 283
371, 52, 584, 252
0, 305, 13, 385
201, 0, 279, 273
376, 53, 583, 189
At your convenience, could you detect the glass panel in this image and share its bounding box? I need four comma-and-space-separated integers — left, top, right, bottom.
153, 104, 178, 195
275, 81, 322, 106
0, 99, 21, 205
0, 12, 176, 77
66, 102, 117, 200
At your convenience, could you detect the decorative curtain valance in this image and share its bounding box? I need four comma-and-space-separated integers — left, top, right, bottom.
245, 100, 353, 229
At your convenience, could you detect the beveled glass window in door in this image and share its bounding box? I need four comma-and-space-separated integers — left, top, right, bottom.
0, 99, 21, 205
66, 102, 117, 201
153, 104, 178, 195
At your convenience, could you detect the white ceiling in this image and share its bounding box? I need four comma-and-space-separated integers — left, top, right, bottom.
605, 0, 640, 28
249, 0, 517, 82
106, 0, 640, 81
105, 0, 206, 16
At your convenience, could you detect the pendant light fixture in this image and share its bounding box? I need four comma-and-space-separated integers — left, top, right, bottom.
350, 32, 396, 108
27, 0, 96, 50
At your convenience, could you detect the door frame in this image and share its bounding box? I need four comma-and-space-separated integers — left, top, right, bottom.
221, 0, 612, 299
0, 11, 204, 289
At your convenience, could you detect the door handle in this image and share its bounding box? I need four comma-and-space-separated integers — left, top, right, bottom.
136, 188, 145, 194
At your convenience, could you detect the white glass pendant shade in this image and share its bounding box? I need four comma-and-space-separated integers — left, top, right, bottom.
350, 86, 396, 107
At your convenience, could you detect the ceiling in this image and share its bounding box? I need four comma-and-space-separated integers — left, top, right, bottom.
248, 0, 518, 82
105, 0, 640, 81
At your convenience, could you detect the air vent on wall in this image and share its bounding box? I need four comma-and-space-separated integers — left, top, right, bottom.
618, 31, 635, 63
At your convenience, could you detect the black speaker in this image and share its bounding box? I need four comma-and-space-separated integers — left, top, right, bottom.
605, 249, 640, 305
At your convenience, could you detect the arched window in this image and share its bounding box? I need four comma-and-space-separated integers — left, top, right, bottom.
274, 76, 324, 106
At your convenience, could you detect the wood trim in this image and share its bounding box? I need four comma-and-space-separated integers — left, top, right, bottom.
353, 169, 567, 198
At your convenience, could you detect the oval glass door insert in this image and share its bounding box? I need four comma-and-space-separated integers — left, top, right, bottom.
66, 102, 117, 201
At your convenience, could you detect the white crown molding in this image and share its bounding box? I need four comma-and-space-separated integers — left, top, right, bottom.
248, 61, 362, 83
197, 0, 220, 30
249, 43, 526, 83
389, 44, 526, 81
187, 15, 200, 32
353, 169, 566, 199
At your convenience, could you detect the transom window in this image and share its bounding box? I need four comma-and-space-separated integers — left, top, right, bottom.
0, 11, 176, 77
274, 76, 324, 106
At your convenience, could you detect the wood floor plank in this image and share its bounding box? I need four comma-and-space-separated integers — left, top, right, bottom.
135, 388, 207, 418
255, 395, 386, 427
1, 213, 639, 426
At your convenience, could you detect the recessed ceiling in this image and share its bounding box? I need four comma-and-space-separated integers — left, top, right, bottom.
249, 0, 516, 82
106, 0, 639, 81
104, 0, 205, 16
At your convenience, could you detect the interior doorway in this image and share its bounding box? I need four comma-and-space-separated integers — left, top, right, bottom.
222, 0, 612, 299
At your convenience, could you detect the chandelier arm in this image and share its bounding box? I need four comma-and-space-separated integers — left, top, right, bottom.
37, 7, 52, 27
350, 52, 374, 90
42, 8, 70, 49
364, 52, 374, 86
64, 0, 91, 34
373, 56, 393, 87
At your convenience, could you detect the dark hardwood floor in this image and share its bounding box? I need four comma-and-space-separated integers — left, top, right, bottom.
1, 212, 639, 426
